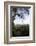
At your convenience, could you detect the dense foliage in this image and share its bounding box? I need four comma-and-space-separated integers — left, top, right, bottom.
12, 24, 29, 37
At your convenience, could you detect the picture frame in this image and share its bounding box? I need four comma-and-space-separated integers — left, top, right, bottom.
4, 1, 35, 44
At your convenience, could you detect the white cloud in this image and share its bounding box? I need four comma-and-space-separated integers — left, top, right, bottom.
13, 8, 32, 25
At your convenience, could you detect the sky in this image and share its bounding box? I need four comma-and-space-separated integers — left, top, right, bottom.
13, 8, 32, 25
